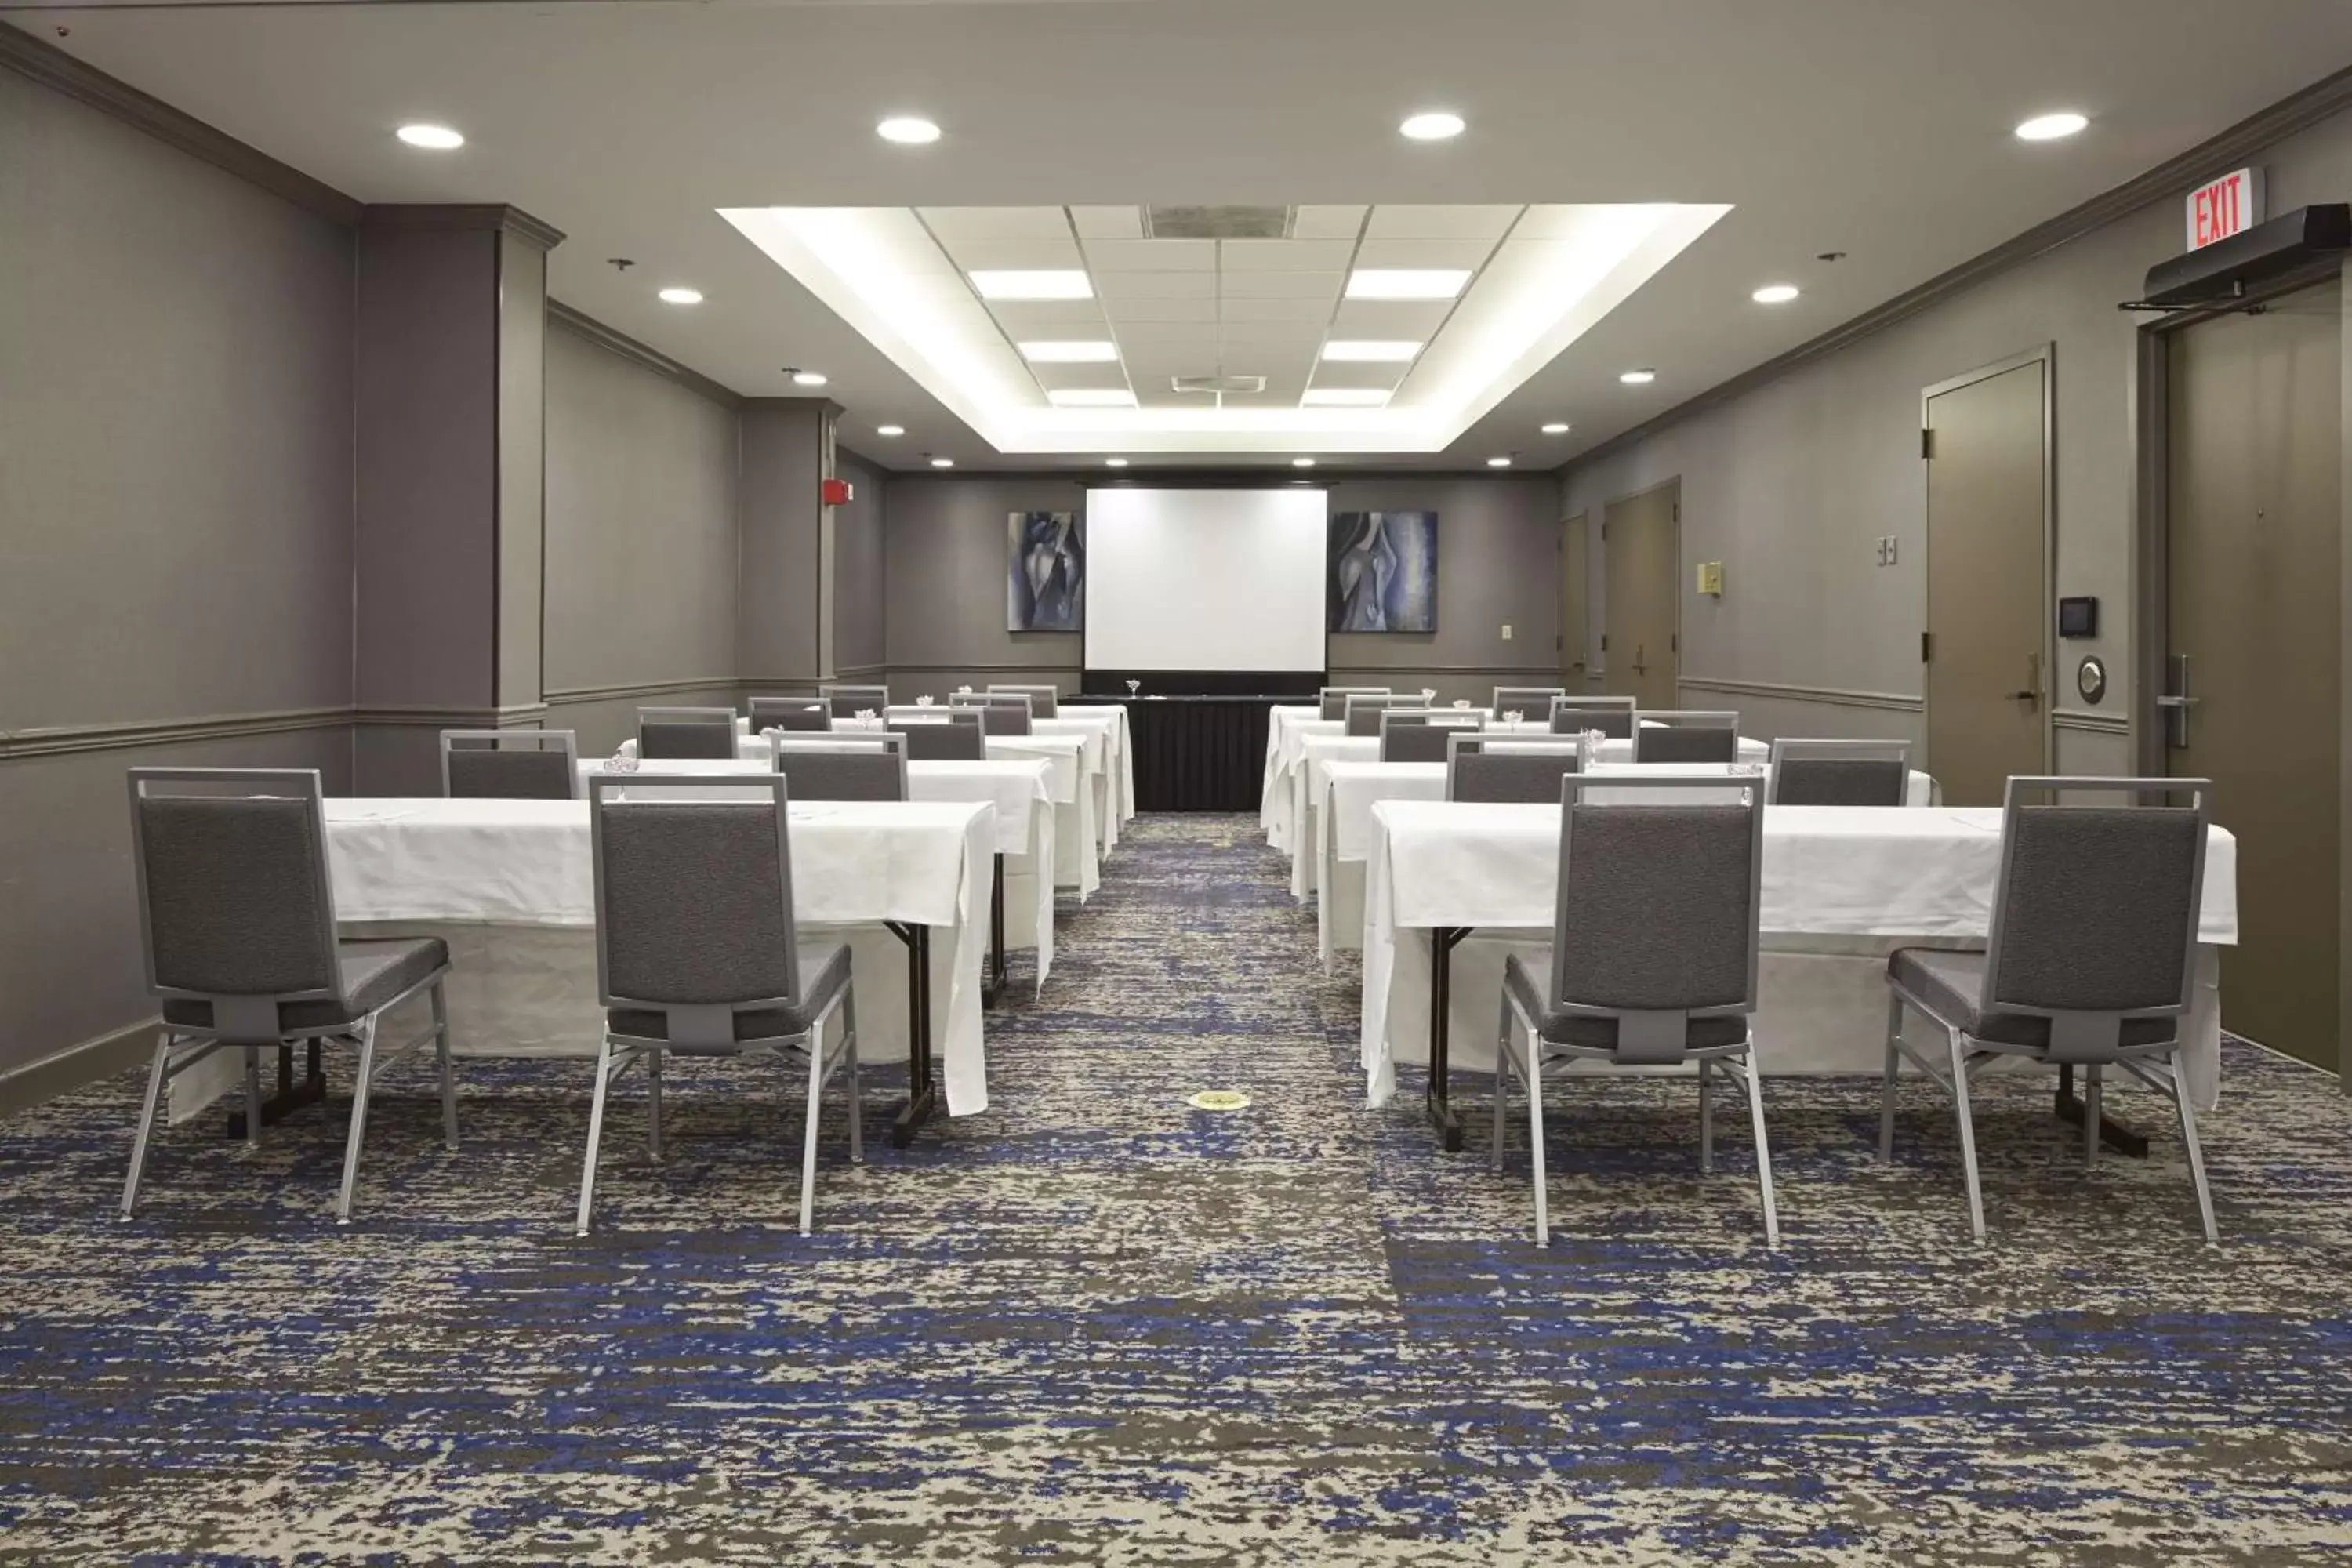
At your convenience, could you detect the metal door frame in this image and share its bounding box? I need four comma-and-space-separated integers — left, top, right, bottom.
1921, 343, 2056, 782
1599, 477, 1681, 703
2129, 259, 2352, 1091
1559, 510, 1590, 690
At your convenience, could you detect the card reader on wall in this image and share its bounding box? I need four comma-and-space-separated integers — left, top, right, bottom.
2057, 597, 2098, 638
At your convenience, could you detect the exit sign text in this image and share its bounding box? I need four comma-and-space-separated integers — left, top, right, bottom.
2187, 168, 2264, 249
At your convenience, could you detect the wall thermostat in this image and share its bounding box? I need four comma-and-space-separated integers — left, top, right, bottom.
2076, 655, 2107, 706
2057, 596, 2098, 638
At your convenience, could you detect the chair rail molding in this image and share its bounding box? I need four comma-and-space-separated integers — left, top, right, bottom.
1675, 676, 1923, 713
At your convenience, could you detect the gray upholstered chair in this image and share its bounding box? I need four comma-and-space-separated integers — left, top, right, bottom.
890, 714, 986, 761
1492, 686, 1566, 723
819, 684, 890, 720
1633, 711, 1741, 764
1345, 695, 1422, 739
1319, 686, 1390, 722
750, 696, 832, 734
1495, 772, 1776, 1248
952, 691, 1034, 736
122, 768, 456, 1224
1445, 732, 1584, 803
637, 706, 738, 760
579, 774, 858, 1236
1379, 710, 1483, 764
1549, 700, 1637, 739
1883, 776, 2217, 1245
440, 729, 578, 800
988, 684, 1060, 719
1769, 739, 1912, 807
773, 735, 910, 801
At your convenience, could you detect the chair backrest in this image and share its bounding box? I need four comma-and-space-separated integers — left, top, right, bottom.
1319, 685, 1390, 721
638, 706, 738, 760
749, 696, 832, 733
819, 684, 890, 719
1979, 777, 2212, 1054
590, 773, 801, 1050
988, 684, 1060, 718
1546, 772, 1765, 1065
1634, 711, 1740, 764
127, 768, 345, 1036
1445, 733, 1583, 803
952, 691, 1034, 735
1767, 739, 1911, 807
1380, 710, 1483, 763
441, 729, 578, 800
890, 714, 987, 761
772, 735, 910, 801
1549, 704, 1637, 739
1492, 686, 1566, 722
1345, 695, 1422, 738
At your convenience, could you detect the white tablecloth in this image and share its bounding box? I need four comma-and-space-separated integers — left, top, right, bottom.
1359, 801, 2241, 1112
1036, 710, 1133, 852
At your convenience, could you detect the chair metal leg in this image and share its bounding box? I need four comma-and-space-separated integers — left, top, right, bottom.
1698, 1058, 1715, 1174
1945, 1028, 1987, 1245
842, 992, 863, 1166
1524, 1029, 1549, 1247
575, 1037, 618, 1237
1880, 992, 1903, 1163
431, 980, 458, 1151
647, 1047, 664, 1162
335, 1022, 380, 1225
798, 1039, 826, 1236
243, 1047, 263, 1149
2167, 1051, 2220, 1247
1491, 990, 1512, 1173
121, 1032, 174, 1221
1738, 1057, 1781, 1250
2084, 1063, 2102, 1167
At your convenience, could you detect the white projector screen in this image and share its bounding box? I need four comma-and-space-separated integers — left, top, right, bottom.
1083, 488, 1327, 672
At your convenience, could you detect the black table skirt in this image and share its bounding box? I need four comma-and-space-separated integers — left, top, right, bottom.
1065, 696, 1283, 813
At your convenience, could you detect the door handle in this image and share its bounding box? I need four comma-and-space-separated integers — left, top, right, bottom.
1631, 642, 1647, 674
2161, 653, 2195, 748
2008, 652, 2042, 708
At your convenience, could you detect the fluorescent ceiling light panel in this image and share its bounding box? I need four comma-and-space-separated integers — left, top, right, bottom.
971, 270, 1093, 300
1018, 341, 1120, 363
1345, 269, 1471, 301
720, 201, 1728, 454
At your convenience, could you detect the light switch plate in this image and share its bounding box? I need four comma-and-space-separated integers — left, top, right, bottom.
1500, 624, 1513, 641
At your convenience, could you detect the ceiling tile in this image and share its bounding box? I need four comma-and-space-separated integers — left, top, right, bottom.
1291, 205, 1369, 241
1069, 205, 1145, 240
1099, 296, 1221, 324
1329, 299, 1450, 336
1352, 238, 1497, 270
939, 238, 1084, 272
1094, 270, 1218, 299
1365, 204, 1525, 239
1218, 239, 1359, 272
1221, 270, 1345, 300
1029, 362, 1133, 391
985, 300, 1112, 334
1219, 296, 1335, 323
1083, 238, 1216, 272
917, 206, 1076, 241
1307, 365, 1408, 391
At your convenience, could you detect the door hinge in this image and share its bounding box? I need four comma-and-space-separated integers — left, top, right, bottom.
1600, 633, 1609, 652
1921, 632, 1933, 662
1670, 633, 1679, 654
1600, 523, 1608, 541
1672, 503, 1681, 523
1921, 428, 1934, 459
1554, 634, 1563, 652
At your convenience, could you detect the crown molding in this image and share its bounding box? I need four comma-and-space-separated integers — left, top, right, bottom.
1565, 61, 2352, 476
361, 203, 566, 250
0, 20, 362, 227
546, 302, 746, 411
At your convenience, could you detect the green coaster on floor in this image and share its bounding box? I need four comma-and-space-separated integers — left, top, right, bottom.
1187, 1090, 1252, 1112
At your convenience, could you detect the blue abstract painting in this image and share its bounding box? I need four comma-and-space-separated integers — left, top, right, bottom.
1328, 510, 1438, 633
1007, 511, 1084, 631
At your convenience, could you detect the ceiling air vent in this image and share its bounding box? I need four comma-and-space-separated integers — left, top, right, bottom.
1170, 375, 1268, 395
1144, 205, 1294, 241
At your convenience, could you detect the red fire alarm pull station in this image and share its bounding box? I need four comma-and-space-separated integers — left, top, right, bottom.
821, 478, 855, 506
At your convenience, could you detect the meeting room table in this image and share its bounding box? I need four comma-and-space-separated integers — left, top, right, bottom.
1356, 798, 2241, 1151
169, 794, 999, 1145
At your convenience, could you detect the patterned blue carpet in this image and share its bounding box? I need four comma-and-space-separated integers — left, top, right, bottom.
3, 815, 2352, 1563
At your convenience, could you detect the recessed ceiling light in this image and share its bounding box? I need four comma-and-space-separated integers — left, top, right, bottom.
1541, 422, 1571, 435
1620, 368, 1657, 385
395, 123, 464, 151
970, 270, 1093, 301
1046, 389, 1137, 408
1323, 341, 1421, 363
1486, 456, 1512, 468
877, 116, 942, 144
1400, 111, 1465, 141
2015, 111, 2089, 141
791, 370, 828, 387
1105, 457, 1130, 467
1345, 269, 1472, 301
1301, 389, 1393, 408
1292, 457, 1317, 468
1751, 284, 1800, 304
1018, 341, 1120, 363
877, 424, 905, 437
658, 287, 703, 306
930, 456, 955, 468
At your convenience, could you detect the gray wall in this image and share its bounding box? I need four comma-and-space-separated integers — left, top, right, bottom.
0, 65, 356, 1082
739, 401, 829, 686
542, 318, 742, 753
882, 474, 1559, 703
833, 449, 888, 677
1559, 99, 2352, 774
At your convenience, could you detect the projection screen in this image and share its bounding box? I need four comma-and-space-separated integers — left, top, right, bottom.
1082, 488, 1328, 672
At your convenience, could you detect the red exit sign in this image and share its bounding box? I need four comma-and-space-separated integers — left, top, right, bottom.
2186, 168, 2263, 249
